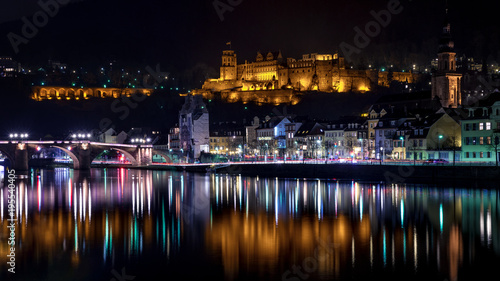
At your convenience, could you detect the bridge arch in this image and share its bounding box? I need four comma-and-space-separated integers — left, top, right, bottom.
91, 147, 139, 166
51, 145, 81, 169
152, 150, 173, 163
0, 148, 15, 168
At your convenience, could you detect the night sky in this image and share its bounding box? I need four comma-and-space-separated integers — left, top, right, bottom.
0, 0, 498, 136
0, 0, 498, 81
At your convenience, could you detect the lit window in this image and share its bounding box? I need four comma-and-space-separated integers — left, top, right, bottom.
479, 123, 484, 130
486, 122, 491, 130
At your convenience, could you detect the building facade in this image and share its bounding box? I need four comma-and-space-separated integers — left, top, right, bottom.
179, 94, 209, 161
461, 101, 500, 163
431, 11, 462, 108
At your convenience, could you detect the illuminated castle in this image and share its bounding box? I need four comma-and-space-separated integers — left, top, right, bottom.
201, 49, 418, 96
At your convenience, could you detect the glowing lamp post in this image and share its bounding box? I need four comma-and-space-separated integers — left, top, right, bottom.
400, 136, 404, 160
438, 135, 443, 157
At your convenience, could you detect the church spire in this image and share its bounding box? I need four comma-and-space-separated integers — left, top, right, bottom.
438, 2, 454, 53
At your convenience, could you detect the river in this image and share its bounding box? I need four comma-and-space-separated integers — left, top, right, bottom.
0, 167, 499, 281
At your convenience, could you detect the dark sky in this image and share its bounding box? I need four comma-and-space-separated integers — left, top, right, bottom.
0, 0, 498, 78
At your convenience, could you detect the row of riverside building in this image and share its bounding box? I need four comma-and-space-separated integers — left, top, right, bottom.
167, 90, 500, 164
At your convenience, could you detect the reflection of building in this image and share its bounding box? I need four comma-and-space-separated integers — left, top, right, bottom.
431, 10, 462, 108
179, 94, 209, 161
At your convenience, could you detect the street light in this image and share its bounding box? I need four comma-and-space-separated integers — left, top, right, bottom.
316, 139, 321, 162
438, 135, 443, 157
9, 133, 29, 140
399, 136, 404, 160
380, 147, 384, 164
265, 143, 268, 162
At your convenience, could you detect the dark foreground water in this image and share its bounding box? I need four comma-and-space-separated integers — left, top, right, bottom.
0, 167, 499, 281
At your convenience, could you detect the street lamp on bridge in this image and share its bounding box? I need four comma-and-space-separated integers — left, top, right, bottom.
71, 133, 92, 140
9, 133, 29, 140
131, 138, 152, 144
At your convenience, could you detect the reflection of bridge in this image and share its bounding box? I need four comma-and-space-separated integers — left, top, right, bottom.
31, 86, 153, 101
0, 140, 173, 170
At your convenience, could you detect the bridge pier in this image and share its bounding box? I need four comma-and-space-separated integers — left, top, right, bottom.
137, 147, 153, 166
78, 151, 92, 170
14, 143, 29, 171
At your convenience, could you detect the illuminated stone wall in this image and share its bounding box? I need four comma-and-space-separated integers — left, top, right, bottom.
192, 89, 300, 106
378, 71, 419, 87
31, 86, 153, 101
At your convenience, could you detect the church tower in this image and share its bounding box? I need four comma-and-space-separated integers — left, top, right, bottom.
431, 8, 462, 108
220, 50, 237, 81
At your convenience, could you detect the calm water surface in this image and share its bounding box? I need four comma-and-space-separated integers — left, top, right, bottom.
0, 167, 499, 281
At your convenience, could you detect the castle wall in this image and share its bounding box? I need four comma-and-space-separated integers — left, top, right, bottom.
201, 89, 299, 105
202, 79, 240, 92
316, 60, 334, 92
288, 66, 315, 91
378, 71, 419, 87
203, 50, 425, 96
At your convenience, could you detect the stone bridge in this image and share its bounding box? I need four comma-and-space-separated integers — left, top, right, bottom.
0, 141, 173, 171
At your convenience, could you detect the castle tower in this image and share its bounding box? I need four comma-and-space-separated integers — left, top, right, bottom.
220, 50, 237, 81
431, 8, 462, 108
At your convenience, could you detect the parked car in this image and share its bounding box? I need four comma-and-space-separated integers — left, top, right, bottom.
423, 159, 449, 165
